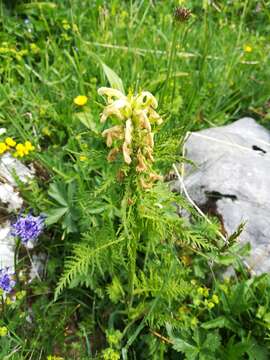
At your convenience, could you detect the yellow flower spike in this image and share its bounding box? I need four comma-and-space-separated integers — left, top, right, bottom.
212, 294, 219, 304
5, 137, 16, 147
0, 326, 8, 337
73, 95, 88, 106
0, 142, 7, 154
243, 45, 252, 53
99, 86, 162, 188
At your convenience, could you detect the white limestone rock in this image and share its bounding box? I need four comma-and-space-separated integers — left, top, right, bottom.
173, 118, 270, 274
0, 153, 35, 271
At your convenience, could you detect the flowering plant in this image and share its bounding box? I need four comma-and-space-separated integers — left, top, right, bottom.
0, 268, 16, 294
98, 87, 163, 188
11, 213, 45, 247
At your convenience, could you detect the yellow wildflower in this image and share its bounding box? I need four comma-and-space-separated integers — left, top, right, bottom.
72, 23, 79, 33
47, 356, 64, 360
197, 287, 204, 295
79, 155, 87, 161
15, 143, 25, 157
207, 301, 215, 309
30, 43, 40, 55
0, 142, 7, 154
203, 288, 209, 297
24, 141, 35, 153
62, 20, 71, 30
5, 137, 16, 147
197, 287, 209, 297
193, 298, 201, 306
16, 290, 26, 300
42, 127, 52, 137
191, 317, 198, 327
5, 297, 12, 305
178, 305, 189, 314
74, 95, 88, 106
243, 45, 252, 53
0, 326, 8, 337
212, 294, 219, 304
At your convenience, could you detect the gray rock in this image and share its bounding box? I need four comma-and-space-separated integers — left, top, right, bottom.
0, 153, 35, 271
173, 117, 270, 274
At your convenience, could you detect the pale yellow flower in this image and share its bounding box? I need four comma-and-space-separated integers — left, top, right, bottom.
99, 86, 162, 188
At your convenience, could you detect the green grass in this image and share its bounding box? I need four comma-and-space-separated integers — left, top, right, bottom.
0, 1, 270, 359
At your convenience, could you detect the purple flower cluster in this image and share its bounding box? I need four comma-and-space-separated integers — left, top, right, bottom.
0, 268, 15, 294
11, 213, 45, 245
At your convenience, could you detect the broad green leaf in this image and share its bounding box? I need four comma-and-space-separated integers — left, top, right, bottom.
202, 316, 240, 333
166, 324, 199, 359
48, 183, 68, 207
45, 207, 67, 226
75, 111, 98, 133
203, 331, 221, 352
47, 182, 80, 233
101, 62, 125, 94
17, 2, 57, 14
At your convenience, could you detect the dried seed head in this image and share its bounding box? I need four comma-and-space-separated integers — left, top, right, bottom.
136, 149, 148, 173
102, 125, 124, 147
174, 7, 192, 22
107, 147, 120, 162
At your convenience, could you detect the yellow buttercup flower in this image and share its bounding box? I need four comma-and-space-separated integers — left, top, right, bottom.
74, 95, 88, 106
243, 45, 252, 53
5, 137, 16, 147
0, 142, 7, 154
24, 141, 35, 153
0, 326, 8, 337
15, 143, 26, 157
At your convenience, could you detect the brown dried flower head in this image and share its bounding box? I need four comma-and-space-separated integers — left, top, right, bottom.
174, 7, 192, 22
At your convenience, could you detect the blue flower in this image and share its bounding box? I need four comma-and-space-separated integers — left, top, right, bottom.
0, 268, 15, 294
11, 213, 45, 245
